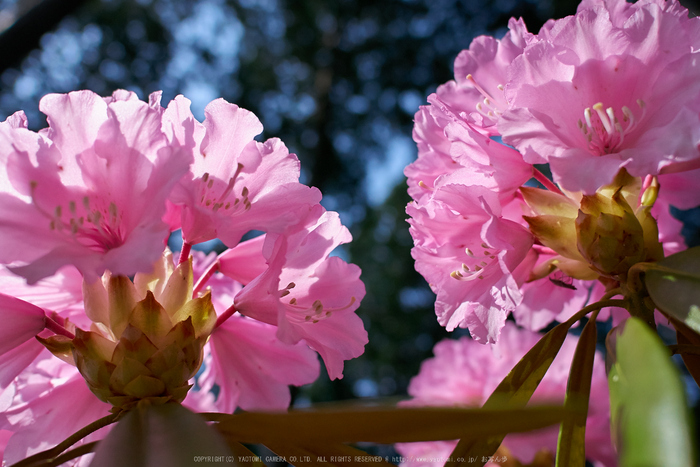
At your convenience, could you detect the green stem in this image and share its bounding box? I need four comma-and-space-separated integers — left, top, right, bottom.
622, 263, 661, 329
565, 299, 627, 326
10, 412, 121, 467
598, 287, 623, 302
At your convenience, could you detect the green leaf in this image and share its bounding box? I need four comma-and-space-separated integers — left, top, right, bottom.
445, 311, 582, 467
213, 405, 569, 445
90, 403, 233, 467
608, 317, 695, 466
644, 246, 700, 333
556, 316, 597, 467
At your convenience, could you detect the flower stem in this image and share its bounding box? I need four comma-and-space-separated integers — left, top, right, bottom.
178, 241, 193, 265
598, 287, 623, 302
215, 303, 237, 329
44, 316, 75, 339
566, 299, 628, 326
193, 260, 220, 295
533, 167, 565, 196
9, 412, 122, 467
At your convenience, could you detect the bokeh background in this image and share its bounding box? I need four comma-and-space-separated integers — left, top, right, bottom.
2, 0, 700, 459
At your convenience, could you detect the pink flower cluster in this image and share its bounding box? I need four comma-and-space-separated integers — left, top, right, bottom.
0, 90, 366, 463
395, 323, 616, 467
407, 0, 700, 342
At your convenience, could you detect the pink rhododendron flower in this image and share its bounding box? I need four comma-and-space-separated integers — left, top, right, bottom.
0, 429, 12, 465
216, 234, 267, 285
0, 260, 214, 461
406, 96, 532, 206
0, 90, 191, 283
190, 250, 320, 412
0, 340, 45, 400
395, 323, 616, 467
406, 0, 700, 342
407, 185, 532, 342
652, 200, 686, 256
0, 293, 46, 357
0, 266, 84, 388
0, 265, 87, 327
434, 18, 533, 133
406, 105, 461, 205
657, 169, 700, 211
0, 88, 367, 465
162, 96, 322, 248
0, 359, 111, 466
0, 247, 322, 459
205, 315, 321, 412
232, 205, 367, 379
499, 0, 700, 193
440, 115, 533, 199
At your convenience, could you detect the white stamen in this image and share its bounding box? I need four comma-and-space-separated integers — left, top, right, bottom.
466, 74, 504, 119
592, 103, 613, 134
418, 181, 433, 191
466, 74, 496, 102
584, 107, 593, 129
578, 99, 645, 155
622, 106, 633, 124
451, 242, 500, 282
290, 296, 356, 323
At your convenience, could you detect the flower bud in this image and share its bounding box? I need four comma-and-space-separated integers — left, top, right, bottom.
636, 177, 664, 263
521, 186, 599, 281
576, 189, 645, 278
521, 186, 584, 262
41, 251, 216, 412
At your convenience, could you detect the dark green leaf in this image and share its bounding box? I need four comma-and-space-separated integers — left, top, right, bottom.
645, 246, 700, 333
214, 405, 569, 445
608, 317, 695, 466
556, 316, 597, 467
90, 403, 233, 467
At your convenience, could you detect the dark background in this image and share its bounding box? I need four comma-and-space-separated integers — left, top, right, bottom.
2, 0, 700, 458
